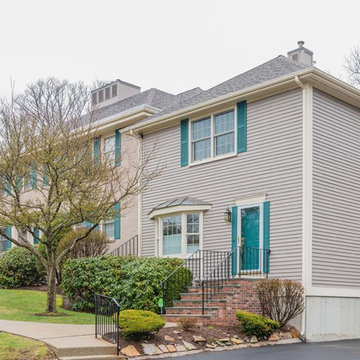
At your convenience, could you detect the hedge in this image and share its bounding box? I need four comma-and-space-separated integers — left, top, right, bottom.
0, 247, 46, 288
61, 256, 192, 312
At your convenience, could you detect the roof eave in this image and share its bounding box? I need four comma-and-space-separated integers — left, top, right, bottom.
127, 68, 360, 135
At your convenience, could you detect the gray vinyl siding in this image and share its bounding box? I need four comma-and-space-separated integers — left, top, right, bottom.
142, 89, 303, 280
312, 89, 360, 287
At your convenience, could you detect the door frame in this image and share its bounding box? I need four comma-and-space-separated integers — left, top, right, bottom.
236, 202, 264, 273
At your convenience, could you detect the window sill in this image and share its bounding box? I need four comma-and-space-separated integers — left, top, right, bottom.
188, 152, 238, 168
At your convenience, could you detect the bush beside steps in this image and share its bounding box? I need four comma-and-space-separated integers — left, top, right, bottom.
118, 309, 165, 340
236, 310, 280, 339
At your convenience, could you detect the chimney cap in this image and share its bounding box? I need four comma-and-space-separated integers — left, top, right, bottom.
298, 40, 305, 48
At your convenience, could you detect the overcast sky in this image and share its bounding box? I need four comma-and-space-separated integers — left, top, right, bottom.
1, 0, 359, 98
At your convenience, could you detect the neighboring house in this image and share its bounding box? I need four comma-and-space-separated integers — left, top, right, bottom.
0, 79, 203, 255
126, 42, 360, 341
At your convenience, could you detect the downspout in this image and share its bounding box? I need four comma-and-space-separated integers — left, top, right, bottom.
295, 75, 307, 339
130, 129, 143, 257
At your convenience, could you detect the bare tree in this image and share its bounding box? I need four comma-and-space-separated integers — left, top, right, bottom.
0, 78, 160, 314
345, 46, 360, 87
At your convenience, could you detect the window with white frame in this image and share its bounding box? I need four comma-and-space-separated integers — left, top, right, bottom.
103, 136, 115, 165
103, 219, 115, 240
191, 109, 235, 162
160, 213, 201, 257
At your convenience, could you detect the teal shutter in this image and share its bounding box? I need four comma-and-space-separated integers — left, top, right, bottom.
115, 129, 121, 167
180, 119, 189, 167
231, 206, 238, 275
6, 181, 11, 195
114, 203, 120, 240
237, 101, 247, 153
43, 166, 49, 186
263, 201, 270, 274
5, 225, 11, 250
34, 228, 40, 244
31, 164, 38, 189
16, 177, 22, 192
94, 137, 101, 165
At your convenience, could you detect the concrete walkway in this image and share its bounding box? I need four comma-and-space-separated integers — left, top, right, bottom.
0, 320, 118, 358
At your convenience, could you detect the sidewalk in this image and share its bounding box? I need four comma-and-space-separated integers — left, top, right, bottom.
0, 319, 118, 358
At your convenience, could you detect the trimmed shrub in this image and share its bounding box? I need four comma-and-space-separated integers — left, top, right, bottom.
61, 256, 192, 312
118, 309, 165, 340
256, 279, 305, 327
236, 310, 279, 338
0, 247, 46, 288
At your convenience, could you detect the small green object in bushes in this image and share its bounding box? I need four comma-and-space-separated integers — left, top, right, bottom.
118, 309, 165, 340
236, 310, 279, 338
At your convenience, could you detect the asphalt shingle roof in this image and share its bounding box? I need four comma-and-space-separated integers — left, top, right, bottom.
144, 55, 310, 121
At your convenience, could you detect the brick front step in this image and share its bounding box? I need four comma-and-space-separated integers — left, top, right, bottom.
165, 306, 219, 315
165, 279, 261, 326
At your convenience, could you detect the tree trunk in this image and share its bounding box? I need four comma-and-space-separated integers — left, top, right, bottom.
46, 264, 57, 313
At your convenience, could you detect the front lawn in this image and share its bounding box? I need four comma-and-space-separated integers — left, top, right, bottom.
0, 289, 94, 324
0, 332, 54, 360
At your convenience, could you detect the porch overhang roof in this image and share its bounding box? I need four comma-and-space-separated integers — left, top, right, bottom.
149, 197, 211, 219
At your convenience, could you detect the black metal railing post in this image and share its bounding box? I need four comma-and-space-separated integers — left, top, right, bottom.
94, 294, 121, 356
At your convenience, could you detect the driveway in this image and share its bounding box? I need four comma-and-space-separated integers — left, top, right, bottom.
165, 340, 360, 360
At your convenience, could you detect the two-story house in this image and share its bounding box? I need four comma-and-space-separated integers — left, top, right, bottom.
126, 42, 360, 341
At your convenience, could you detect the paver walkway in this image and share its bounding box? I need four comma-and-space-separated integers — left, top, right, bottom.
0, 319, 116, 357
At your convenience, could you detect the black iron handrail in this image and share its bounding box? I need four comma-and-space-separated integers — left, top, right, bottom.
199, 246, 270, 314
94, 294, 120, 355
159, 249, 229, 314
110, 234, 138, 257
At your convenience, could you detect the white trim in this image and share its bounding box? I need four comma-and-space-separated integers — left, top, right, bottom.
188, 107, 237, 166
237, 202, 264, 273
235, 193, 267, 206
156, 211, 204, 258
149, 204, 211, 219
307, 286, 360, 298
302, 84, 313, 291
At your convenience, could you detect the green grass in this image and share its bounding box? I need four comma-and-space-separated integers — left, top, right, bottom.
0, 332, 52, 360
0, 289, 94, 324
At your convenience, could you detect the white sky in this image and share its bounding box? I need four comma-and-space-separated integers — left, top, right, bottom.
1, 0, 359, 98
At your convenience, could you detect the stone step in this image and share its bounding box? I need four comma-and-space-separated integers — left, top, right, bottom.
180, 291, 234, 301
59, 356, 122, 360
52, 345, 117, 358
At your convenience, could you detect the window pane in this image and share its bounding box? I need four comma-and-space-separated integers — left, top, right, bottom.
193, 139, 211, 161
215, 132, 235, 156
214, 111, 234, 135
104, 136, 115, 165
103, 221, 115, 239
187, 235, 199, 254
192, 118, 211, 141
163, 215, 181, 255
186, 213, 199, 253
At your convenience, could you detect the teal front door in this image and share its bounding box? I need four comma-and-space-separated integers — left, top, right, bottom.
241, 206, 260, 271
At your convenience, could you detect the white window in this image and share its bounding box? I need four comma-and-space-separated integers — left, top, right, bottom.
191, 109, 235, 163
103, 136, 115, 166
112, 84, 117, 97
103, 220, 115, 240
105, 87, 110, 100
92, 92, 97, 105
159, 212, 202, 257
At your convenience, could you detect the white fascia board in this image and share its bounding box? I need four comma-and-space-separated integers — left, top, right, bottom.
149, 204, 211, 220
128, 67, 360, 134
90, 104, 161, 135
